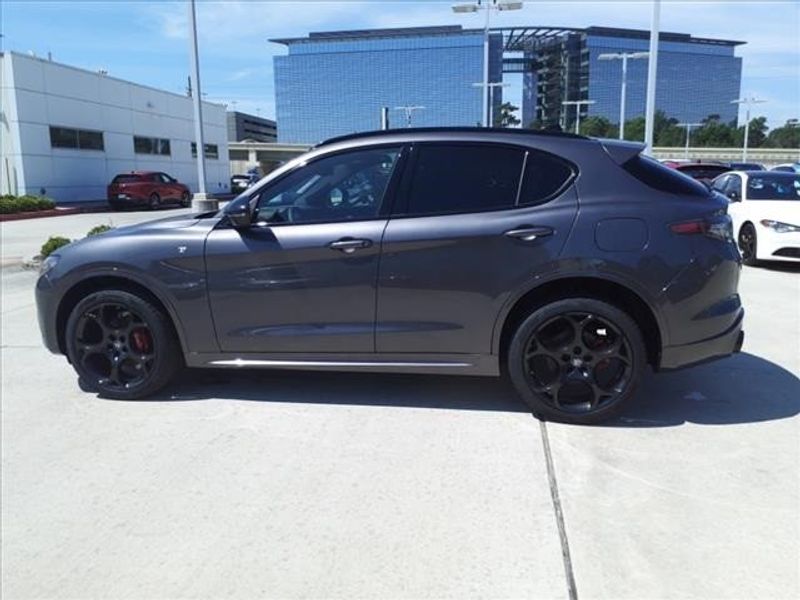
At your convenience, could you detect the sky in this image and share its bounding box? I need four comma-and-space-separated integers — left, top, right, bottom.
2, 0, 799, 128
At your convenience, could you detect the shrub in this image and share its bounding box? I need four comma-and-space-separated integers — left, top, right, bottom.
86, 224, 114, 237
0, 195, 56, 214
40, 236, 71, 258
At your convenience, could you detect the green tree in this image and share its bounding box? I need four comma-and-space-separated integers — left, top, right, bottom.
579, 116, 617, 138
735, 116, 768, 148
623, 117, 646, 142
764, 120, 800, 148
494, 102, 521, 127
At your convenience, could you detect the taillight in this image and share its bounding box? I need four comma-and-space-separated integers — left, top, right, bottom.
670, 214, 733, 241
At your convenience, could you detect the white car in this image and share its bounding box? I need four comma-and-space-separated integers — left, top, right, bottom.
711, 170, 800, 264
770, 163, 800, 174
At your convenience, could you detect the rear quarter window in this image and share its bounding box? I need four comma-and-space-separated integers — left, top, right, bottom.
518, 151, 575, 206
622, 155, 710, 197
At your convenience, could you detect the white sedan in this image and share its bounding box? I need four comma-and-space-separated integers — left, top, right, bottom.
711, 170, 800, 264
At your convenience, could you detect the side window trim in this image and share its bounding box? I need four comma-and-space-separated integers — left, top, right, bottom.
514, 151, 530, 206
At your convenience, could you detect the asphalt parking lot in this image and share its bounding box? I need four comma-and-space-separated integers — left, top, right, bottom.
1, 212, 798, 599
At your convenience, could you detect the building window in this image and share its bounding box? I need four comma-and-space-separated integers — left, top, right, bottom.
134, 136, 171, 156
49, 126, 104, 151
229, 149, 249, 161
191, 143, 219, 159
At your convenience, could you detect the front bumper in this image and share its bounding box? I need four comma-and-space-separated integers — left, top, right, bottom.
659, 308, 744, 370
36, 272, 62, 354
756, 227, 800, 262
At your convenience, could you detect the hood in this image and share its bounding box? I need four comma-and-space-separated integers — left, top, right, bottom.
101, 212, 221, 237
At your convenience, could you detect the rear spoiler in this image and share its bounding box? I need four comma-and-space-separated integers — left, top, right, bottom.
599, 139, 646, 165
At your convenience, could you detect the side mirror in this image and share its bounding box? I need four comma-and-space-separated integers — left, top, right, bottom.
227, 201, 252, 228
726, 191, 740, 202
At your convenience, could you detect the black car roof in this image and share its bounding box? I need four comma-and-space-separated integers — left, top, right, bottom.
315, 127, 588, 148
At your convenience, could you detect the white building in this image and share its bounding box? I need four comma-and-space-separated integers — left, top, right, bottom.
1, 51, 230, 202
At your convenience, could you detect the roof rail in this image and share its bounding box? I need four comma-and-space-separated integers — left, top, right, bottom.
315, 127, 588, 148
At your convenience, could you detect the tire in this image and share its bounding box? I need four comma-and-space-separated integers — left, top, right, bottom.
507, 298, 647, 425
179, 191, 190, 208
148, 192, 160, 210
65, 290, 181, 400
738, 223, 759, 266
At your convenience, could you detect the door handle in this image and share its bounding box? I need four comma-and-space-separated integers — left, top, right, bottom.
504, 226, 554, 242
328, 238, 373, 254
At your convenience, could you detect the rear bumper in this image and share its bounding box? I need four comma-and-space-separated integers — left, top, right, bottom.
659, 308, 744, 370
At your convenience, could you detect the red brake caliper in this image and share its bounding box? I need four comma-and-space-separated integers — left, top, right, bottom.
131, 328, 152, 354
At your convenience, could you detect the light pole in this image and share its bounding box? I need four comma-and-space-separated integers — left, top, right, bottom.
187, 0, 216, 211
598, 52, 649, 139
561, 100, 596, 134
472, 81, 509, 126
643, 0, 661, 154
731, 96, 766, 162
676, 122, 703, 159
393, 105, 426, 128
452, 0, 523, 127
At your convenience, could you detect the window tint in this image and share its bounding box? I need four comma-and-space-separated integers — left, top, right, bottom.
711, 175, 729, 192
725, 175, 742, 196
622, 155, 709, 197
746, 174, 800, 200
49, 126, 104, 151
134, 136, 171, 156
405, 144, 525, 215
677, 165, 730, 180
191, 143, 219, 160
253, 147, 401, 225
518, 151, 574, 206
112, 174, 142, 184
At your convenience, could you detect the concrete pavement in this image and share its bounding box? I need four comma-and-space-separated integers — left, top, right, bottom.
1, 219, 798, 598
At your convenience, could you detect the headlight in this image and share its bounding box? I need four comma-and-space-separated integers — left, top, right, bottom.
39, 254, 60, 275
759, 220, 800, 233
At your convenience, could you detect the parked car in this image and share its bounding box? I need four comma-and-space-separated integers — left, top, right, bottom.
712, 170, 800, 264
37, 128, 744, 424
230, 174, 252, 193
672, 163, 731, 184
770, 163, 800, 174
727, 161, 765, 171
107, 171, 191, 210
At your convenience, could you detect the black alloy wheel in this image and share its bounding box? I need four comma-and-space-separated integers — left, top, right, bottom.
508, 298, 646, 424
65, 290, 180, 399
738, 223, 758, 266
149, 192, 160, 210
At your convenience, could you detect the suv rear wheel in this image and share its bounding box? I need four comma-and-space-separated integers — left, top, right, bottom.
507, 298, 646, 424
65, 290, 180, 400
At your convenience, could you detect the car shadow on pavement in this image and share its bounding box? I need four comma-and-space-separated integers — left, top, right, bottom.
142, 352, 799, 427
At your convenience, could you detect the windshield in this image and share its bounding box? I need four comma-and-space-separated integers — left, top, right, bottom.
747, 174, 800, 200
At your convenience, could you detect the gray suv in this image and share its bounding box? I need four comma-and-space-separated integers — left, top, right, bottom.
36, 128, 744, 424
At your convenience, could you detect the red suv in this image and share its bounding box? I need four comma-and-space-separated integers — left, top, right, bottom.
107, 172, 191, 210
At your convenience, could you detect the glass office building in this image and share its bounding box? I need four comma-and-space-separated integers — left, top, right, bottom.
272, 26, 743, 143
272, 27, 503, 144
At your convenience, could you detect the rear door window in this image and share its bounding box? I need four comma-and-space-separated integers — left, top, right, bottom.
402, 144, 525, 216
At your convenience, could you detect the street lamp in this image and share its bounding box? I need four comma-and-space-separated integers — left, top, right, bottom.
643, 0, 661, 154
731, 96, 767, 162
472, 81, 509, 126
598, 51, 649, 139
562, 100, 595, 134
187, 0, 216, 211
452, 0, 523, 127
393, 105, 426, 128
676, 122, 703, 159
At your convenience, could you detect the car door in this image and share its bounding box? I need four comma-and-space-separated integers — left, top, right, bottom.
157, 173, 177, 199
376, 142, 578, 355
205, 145, 404, 353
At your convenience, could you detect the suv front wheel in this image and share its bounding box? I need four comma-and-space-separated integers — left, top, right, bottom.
507, 298, 647, 424
65, 290, 180, 400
